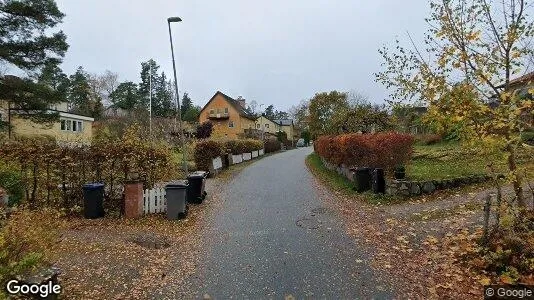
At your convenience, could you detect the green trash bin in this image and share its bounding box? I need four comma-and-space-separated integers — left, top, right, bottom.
165, 180, 188, 220
187, 171, 208, 204
82, 183, 105, 219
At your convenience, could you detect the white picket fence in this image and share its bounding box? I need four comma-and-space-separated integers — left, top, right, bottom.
143, 187, 167, 214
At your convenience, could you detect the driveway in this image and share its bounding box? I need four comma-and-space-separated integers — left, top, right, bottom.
190, 147, 393, 299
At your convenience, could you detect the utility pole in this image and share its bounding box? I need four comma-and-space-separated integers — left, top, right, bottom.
149, 63, 152, 139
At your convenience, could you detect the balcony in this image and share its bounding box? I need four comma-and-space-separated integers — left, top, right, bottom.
208, 112, 229, 120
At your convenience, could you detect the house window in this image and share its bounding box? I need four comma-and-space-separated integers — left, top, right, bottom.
209, 109, 215, 115
229, 121, 235, 128
224, 107, 229, 114
60, 119, 83, 132
265, 124, 269, 128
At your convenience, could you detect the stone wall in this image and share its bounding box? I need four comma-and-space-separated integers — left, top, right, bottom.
318, 156, 492, 197
385, 175, 492, 196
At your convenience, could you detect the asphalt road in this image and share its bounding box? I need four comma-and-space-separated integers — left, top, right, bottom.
192, 147, 393, 299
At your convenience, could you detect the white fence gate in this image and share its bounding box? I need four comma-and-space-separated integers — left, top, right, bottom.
143, 187, 167, 214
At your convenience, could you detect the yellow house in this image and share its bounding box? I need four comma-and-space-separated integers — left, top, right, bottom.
254, 115, 280, 137
199, 91, 257, 139
0, 100, 94, 144
273, 119, 298, 142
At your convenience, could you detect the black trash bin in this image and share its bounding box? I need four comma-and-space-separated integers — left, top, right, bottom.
372, 168, 386, 194
187, 171, 209, 204
353, 168, 372, 193
165, 181, 189, 220
82, 183, 105, 219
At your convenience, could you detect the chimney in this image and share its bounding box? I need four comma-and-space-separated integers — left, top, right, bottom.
237, 96, 246, 108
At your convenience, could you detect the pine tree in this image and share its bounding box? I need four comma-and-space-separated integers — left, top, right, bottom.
109, 82, 140, 110
68, 66, 92, 116
181, 92, 193, 118
0, 0, 69, 131
152, 72, 174, 117
0, 0, 68, 72
138, 59, 159, 110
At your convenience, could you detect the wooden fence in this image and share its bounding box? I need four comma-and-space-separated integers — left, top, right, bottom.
143, 186, 167, 214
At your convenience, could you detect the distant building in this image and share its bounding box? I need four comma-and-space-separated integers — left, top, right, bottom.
273, 119, 298, 142
0, 100, 94, 144
198, 91, 257, 139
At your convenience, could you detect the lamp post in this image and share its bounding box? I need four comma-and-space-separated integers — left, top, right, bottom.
167, 16, 188, 174
259, 104, 264, 140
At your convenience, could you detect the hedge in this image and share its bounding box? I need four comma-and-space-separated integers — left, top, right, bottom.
265, 139, 281, 153
194, 140, 224, 171
315, 132, 414, 171
224, 139, 263, 155
0, 126, 177, 212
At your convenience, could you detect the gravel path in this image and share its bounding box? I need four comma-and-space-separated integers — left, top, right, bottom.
190, 147, 393, 299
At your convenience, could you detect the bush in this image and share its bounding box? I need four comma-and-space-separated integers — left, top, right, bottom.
193, 140, 224, 171
0, 165, 24, 206
521, 131, 534, 145
315, 132, 414, 172
415, 134, 443, 145
0, 208, 63, 297
195, 121, 213, 139
225, 140, 246, 155
265, 139, 281, 153
242, 139, 263, 152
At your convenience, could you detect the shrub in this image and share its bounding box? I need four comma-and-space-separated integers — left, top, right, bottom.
0, 208, 63, 297
242, 139, 263, 152
521, 131, 534, 145
415, 134, 443, 145
193, 140, 224, 171
195, 121, 213, 139
315, 132, 414, 172
264, 139, 281, 153
225, 140, 246, 155
0, 164, 24, 206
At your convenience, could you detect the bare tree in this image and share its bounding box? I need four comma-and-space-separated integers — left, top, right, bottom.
87, 70, 119, 106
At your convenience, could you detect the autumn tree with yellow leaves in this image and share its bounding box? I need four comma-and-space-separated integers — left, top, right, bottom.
376, 0, 533, 211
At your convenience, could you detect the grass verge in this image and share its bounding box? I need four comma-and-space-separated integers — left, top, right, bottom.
305, 152, 398, 205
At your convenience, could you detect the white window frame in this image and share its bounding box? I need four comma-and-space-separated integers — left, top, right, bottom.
60, 118, 84, 133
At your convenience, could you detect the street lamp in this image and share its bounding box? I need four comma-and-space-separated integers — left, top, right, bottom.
167, 16, 188, 174
259, 104, 265, 140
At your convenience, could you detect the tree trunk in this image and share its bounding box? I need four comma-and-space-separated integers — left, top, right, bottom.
506, 144, 525, 208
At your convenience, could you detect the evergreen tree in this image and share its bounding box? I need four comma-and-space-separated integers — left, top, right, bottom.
0, 0, 69, 130
183, 105, 201, 122
109, 82, 140, 110
181, 92, 193, 118
264, 105, 275, 119
152, 72, 174, 117
37, 60, 70, 102
68, 66, 92, 116
0, 0, 68, 72
138, 59, 159, 110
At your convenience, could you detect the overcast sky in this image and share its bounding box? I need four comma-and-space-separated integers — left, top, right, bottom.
55, 0, 429, 111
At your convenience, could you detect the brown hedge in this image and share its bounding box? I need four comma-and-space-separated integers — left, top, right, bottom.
315, 132, 414, 171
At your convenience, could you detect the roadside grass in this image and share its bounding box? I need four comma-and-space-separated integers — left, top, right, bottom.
408, 142, 534, 181
306, 153, 399, 205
